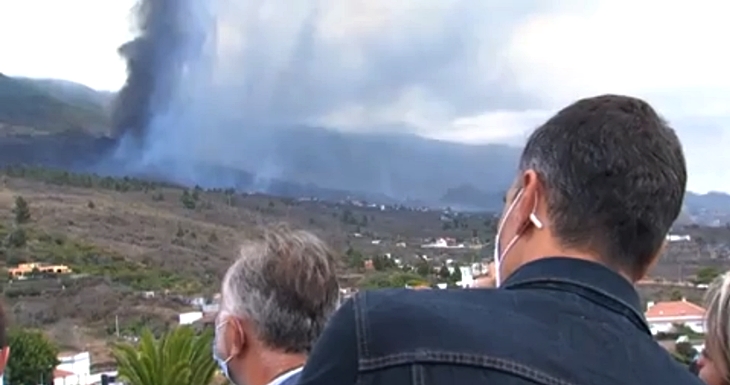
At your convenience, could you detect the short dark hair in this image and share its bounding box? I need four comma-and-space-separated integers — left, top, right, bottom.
520, 94, 686, 277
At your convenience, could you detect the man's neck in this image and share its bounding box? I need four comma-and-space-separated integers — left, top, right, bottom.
240, 351, 306, 385
523, 250, 635, 283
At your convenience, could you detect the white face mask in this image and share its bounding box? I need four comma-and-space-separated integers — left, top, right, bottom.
493, 189, 543, 287
213, 318, 241, 385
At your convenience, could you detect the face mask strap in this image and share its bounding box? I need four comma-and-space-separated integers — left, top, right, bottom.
494, 189, 525, 286
213, 319, 232, 360
494, 189, 544, 286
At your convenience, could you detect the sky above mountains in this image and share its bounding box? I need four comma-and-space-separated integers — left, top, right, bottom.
0, 0, 728, 193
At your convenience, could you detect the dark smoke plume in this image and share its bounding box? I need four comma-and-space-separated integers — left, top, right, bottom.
112, 0, 199, 143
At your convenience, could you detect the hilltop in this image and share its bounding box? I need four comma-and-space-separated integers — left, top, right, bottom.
0, 73, 109, 135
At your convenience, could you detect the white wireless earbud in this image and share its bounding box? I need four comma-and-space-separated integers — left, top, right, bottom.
529, 195, 544, 229
529, 213, 543, 229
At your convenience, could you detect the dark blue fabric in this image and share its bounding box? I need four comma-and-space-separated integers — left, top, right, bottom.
278, 370, 301, 385
298, 257, 705, 385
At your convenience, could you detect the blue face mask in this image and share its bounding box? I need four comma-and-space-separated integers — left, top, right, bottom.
213, 320, 235, 384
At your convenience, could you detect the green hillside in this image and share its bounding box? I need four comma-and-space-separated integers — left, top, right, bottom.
0, 73, 110, 135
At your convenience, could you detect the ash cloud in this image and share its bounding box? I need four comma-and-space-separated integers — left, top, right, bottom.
112, 0, 209, 142
107, 0, 585, 199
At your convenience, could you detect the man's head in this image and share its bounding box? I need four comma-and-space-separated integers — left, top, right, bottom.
496, 94, 686, 283
0, 302, 8, 375
213, 225, 340, 385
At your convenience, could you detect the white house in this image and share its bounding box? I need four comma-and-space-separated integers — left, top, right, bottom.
645, 299, 705, 335
422, 238, 449, 248
666, 234, 691, 242
53, 351, 120, 385
179, 311, 204, 325
456, 266, 474, 288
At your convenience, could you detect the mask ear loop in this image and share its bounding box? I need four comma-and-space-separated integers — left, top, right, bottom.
494, 189, 524, 286
495, 193, 543, 286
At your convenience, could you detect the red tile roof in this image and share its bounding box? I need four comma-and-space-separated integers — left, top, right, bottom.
54, 369, 75, 378
645, 300, 705, 319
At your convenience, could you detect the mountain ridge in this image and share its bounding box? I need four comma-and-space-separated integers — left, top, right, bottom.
0, 73, 109, 134
1, 74, 729, 221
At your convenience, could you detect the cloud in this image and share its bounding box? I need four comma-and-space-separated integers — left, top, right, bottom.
306, 0, 727, 193
446, 0, 730, 192
188, 0, 584, 129
110, 0, 730, 193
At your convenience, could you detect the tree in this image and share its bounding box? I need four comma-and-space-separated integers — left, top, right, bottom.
114, 326, 218, 385
372, 255, 396, 271
180, 190, 196, 210
438, 265, 451, 280
345, 247, 365, 270
694, 266, 721, 285
341, 209, 357, 225
192, 186, 202, 201
6, 328, 60, 385
6, 227, 27, 248
359, 272, 427, 289
673, 342, 698, 366
451, 266, 463, 283
669, 289, 683, 301
12, 196, 30, 224
416, 260, 432, 277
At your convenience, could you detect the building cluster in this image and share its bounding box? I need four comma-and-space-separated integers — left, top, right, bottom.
52, 351, 117, 385
7, 262, 72, 279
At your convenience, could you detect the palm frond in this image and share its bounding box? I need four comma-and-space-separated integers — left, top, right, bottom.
113, 326, 218, 385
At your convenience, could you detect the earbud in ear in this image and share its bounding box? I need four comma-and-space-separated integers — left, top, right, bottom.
529, 213, 543, 229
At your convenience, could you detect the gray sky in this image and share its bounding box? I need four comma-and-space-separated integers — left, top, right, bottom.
1, 0, 729, 192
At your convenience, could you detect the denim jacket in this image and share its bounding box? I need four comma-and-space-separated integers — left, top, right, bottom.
297, 257, 703, 385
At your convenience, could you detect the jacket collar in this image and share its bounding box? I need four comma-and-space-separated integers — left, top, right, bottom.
502, 257, 649, 333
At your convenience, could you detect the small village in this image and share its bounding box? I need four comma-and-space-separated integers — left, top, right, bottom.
0, 229, 710, 383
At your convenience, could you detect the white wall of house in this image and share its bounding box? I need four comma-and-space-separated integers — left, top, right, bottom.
58, 352, 90, 377
54, 371, 118, 385
179, 311, 203, 325
456, 266, 474, 288
647, 317, 705, 335
53, 352, 95, 385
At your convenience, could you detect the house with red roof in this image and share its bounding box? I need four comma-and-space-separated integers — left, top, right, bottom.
645, 298, 705, 335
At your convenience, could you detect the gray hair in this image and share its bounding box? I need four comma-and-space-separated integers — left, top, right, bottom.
220, 225, 340, 353
705, 272, 730, 380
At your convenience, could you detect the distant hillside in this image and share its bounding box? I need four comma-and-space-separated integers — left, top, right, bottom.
0, 73, 728, 219
438, 184, 730, 224
682, 192, 730, 226
0, 73, 109, 134
23, 77, 114, 112
440, 183, 504, 212
201, 126, 521, 203
685, 191, 730, 212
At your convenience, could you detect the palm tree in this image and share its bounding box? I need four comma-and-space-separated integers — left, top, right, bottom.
113, 325, 219, 385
